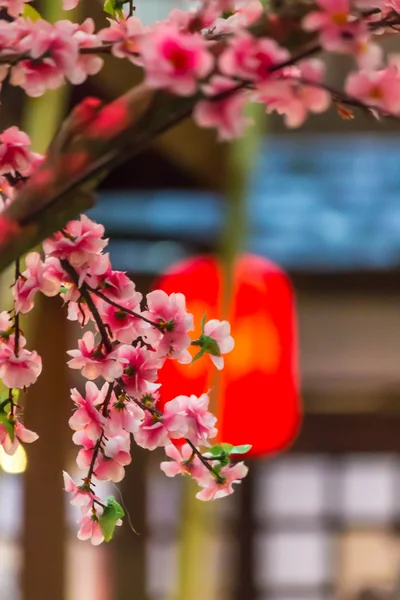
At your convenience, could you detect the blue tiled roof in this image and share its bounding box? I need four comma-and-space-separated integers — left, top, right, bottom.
90, 134, 400, 273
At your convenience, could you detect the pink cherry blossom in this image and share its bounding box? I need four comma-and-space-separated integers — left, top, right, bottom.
345, 65, 400, 115
257, 59, 331, 128
69, 381, 106, 441
0, 344, 42, 389
10, 19, 79, 97
219, 33, 289, 83
0, 420, 38, 456
63, 471, 98, 507
194, 76, 251, 140
97, 294, 145, 344
143, 290, 194, 363
74, 252, 111, 289
13, 252, 61, 314
63, 0, 80, 9
0, 126, 33, 177
99, 269, 138, 302
106, 398, 145, 436
11, 59, 65, 98
140, 24, 214, 96
117, 344, 163, 397
69, 19, 104, 85
43, 215, 108, 269
196, 462, 248, 501
175, 393, 218, 445
302, 0, 352, 42
0, 0, 31, 18
94, 433, 132, 482
28, 20, 78, 71
77, 509, 104, 546
203, 318, 235, 370
67, 331, 124, 381
160, 443, 210, 482
213, 0, 263, 34
134, 399, 188, 451
0, 311, 13, 338
76, 432, 132, 483
99, 16, 146, 64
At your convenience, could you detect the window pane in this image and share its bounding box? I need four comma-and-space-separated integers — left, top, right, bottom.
0, 474, 22, 538
341, 457, 396, 523
255, 531, 331, 589
255, 457, 330, 521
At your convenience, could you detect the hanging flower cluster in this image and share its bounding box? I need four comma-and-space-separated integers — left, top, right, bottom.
0, 127, 242, 544
0, 0, 399, 542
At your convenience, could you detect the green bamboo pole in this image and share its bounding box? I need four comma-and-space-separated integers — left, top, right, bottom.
174, 104, 265, 600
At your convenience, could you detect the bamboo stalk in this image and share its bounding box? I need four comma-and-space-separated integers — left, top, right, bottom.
173, 103, 265, 600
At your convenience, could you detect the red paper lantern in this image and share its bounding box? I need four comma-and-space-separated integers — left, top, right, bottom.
154, 253, 301, 457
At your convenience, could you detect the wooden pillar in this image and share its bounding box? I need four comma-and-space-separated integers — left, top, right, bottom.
114, 443, 149, 600
22, 297, 70, 600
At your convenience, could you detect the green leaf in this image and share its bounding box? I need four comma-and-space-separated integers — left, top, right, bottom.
200, 312, 207, 333
103, 0, 124, 17
99, 496, 125, 542
220, 443, 234, 454
22, 5, 42, 21
191, 347, 206, 365
206, 445, 225, 457
201, 335, 221, 357
0, 411, 14, 442
229, 444, 252, 455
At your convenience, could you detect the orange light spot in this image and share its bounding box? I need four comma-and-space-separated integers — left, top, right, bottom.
225, 314, 281, 378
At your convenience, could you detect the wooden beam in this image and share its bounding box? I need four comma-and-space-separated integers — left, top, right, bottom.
22, 297, 70, 600
292, 413, 400, 453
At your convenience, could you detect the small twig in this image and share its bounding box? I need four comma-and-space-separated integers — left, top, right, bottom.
0, 43, 113, 67
282, 74, 397, 118
61, 260, 113, 354
186, 439, 224, 483
85, 285, 163, 331
14, 258, 21, 358
85, 381, 114, 482
8, 388, 14, 418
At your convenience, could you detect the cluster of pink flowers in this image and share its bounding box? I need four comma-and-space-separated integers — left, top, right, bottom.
0, 124, 242, 543
0, 0, 399, 132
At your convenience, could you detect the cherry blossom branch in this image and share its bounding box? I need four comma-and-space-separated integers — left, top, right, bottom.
85, 381, 114, 484
83, 284, 164, 331
285, 75, 399, 118
8, 388, 15, 418
0, 6, 397, 273
0, 7, 325, 273
0, 43, 114, 67
185, 439, 224, 483
62, 259, 225, 484
60, 260, 113, 354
